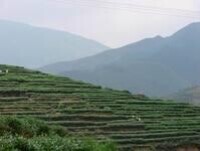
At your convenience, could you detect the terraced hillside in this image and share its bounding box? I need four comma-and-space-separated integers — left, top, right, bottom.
0, 65, 200, 151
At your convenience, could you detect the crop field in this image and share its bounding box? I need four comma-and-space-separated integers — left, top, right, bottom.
0, 65, 200, 151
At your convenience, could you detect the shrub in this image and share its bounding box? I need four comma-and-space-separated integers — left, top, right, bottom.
0, 116, 116, 151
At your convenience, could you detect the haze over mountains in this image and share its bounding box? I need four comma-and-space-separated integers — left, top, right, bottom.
0, 20, 109, 68
41, 22, 200, 97
169, 86, 200, 105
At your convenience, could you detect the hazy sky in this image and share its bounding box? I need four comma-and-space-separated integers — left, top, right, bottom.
0, 0, 199, 47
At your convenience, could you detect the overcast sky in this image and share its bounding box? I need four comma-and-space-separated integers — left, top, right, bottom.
0, 0, 199, 47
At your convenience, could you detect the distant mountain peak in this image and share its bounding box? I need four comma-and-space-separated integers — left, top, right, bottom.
154, 35, 163, 39
171, 22, 200, 38
40, 22, 200, 97
188, 22, 200, 27
0, 20, 109, 68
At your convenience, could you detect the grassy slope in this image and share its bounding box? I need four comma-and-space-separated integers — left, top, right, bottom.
0, 65, 200, 150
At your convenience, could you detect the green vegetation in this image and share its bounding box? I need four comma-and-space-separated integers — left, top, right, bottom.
0, 65, 200, 150
0, 116, 116, 151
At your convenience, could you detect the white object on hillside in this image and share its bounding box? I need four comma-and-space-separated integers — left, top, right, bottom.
132, 115, 142, 122
137, 117, 141, 122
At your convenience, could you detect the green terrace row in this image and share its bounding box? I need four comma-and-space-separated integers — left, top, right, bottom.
0, 65, 200, 150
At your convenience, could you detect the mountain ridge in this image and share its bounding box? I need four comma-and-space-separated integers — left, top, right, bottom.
40, 22, 200, 96
0, 20, 109, 68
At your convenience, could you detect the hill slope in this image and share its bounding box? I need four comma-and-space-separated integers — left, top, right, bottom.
41, 22, 200, 96
0, 20, 109, 68
1, 65, 200, 150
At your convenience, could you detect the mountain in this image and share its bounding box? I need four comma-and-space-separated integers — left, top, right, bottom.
1, 64, 200, 151
0, 20, 109, 68
149, 22, 200, 84
41, 22, 200, 96
169, 86, 200, 105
